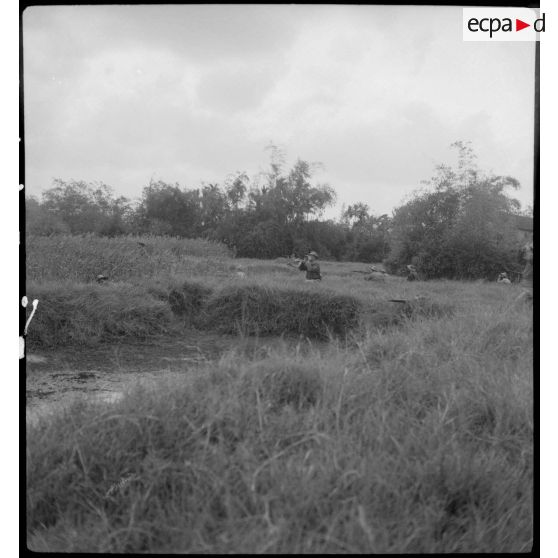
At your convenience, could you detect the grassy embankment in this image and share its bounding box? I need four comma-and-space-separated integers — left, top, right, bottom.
26, 235, 454, 347
26, 234, 533, 553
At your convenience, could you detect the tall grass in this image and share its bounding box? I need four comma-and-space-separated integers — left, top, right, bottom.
178, 282, 362, 339
25, 239, 532, 552
26, 281, 174, 348
26, 234, 232, 282
27, 295, 532, 553
26, 273, 456, 349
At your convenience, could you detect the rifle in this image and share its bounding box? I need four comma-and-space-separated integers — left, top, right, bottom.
353, 267, 388, 276
286, 255, 305, 269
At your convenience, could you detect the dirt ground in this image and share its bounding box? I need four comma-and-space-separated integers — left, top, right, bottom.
25, 331, 234, 423
25, 330, 319, 424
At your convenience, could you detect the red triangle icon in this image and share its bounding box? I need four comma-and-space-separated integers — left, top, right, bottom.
516, 19, 530, 31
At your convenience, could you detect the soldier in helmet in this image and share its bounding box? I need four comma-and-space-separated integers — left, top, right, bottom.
406, 264, 419, 282
497, 272, 511, 284
519, 242, 533, 301
298, 251, 322, 281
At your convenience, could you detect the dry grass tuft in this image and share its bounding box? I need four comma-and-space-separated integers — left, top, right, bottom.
25, 240, 532, 553
26, 282, 173, 348
202, 283, 361, 339
27, 310, 533, 553
168, 281, 213, 320
26, 234, 232, 283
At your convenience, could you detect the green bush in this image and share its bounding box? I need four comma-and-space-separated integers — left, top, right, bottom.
27, 317, 532, 553
26, 234, 232, 283
168, 281, 213, 320
202, 284, 361, 339
247, 358, 324, 410
26, 282, 173, 348
385, 142, 526, 280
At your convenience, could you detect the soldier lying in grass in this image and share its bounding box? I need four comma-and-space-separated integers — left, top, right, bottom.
497, 272, 511, 284
297, 251, 322, 281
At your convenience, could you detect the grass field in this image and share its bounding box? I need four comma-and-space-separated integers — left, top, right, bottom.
26, 235, 533, 553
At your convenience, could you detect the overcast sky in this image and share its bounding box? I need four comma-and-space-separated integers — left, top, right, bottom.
23, 4, 535, 216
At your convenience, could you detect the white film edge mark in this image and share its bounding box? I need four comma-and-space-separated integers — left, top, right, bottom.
20, 299, 40, 359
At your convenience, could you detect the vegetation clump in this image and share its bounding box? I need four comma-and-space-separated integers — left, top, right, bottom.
27, 298, 533, 554
26, 282, 173, 348
202, 284, 361, 339
26, 142, 532, 280
168, 281, 213, 320
247, 358, 324, 410
25, 143, 533, 554
26, 234, 232, 283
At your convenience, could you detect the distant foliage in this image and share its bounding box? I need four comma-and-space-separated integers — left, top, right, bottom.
385, 142, 525, 279
34, 179, 132, 236
26, 142, 529, 270
342, 208, 391, 262
26, 234, 232, 283
26, 149, 349, 261
26, 197, 70, 235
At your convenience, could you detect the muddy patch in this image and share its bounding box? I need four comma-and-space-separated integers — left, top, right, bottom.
26, 330, 327, 425
26, 354, 48, 364
26, 331, 233, 423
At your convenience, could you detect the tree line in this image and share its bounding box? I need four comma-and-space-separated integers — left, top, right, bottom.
26, 142, 531, 279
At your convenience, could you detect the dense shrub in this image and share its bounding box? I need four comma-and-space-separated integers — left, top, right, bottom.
385, 143, 527, 279
27, 298, 533, 553
26, 234, 232, 282
202, 284, 361, 339
168, 281, 213, 320
26, 282, 173, 348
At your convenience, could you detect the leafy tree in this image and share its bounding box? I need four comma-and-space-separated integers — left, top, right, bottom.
135, 180, 201, 237
386, 142, 524, 279
225, 172, 248, 209
298, 220, 349, 261
341, 203, 391, 262
199, 183, 228, 236
39, 179, 131, 235
214, 148, 337, 258
26, 195, 69, 235
343, 203, 370, 225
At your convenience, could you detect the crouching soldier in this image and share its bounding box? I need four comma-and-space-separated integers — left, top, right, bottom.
518, 242, 533, 302
298, 251, 322, 281
406, 264, 419, 282
497, 272, 511, 284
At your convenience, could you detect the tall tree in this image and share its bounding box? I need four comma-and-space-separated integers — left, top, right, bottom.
40, 179, 131, 235
386, 142, 524, 279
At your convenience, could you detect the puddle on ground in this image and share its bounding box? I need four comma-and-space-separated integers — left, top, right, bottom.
25, 332, 327, 426
26, 367, 185, 426
25, 333, 231, 425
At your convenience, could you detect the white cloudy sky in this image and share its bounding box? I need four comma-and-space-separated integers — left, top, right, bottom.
23, 4, 535, 216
